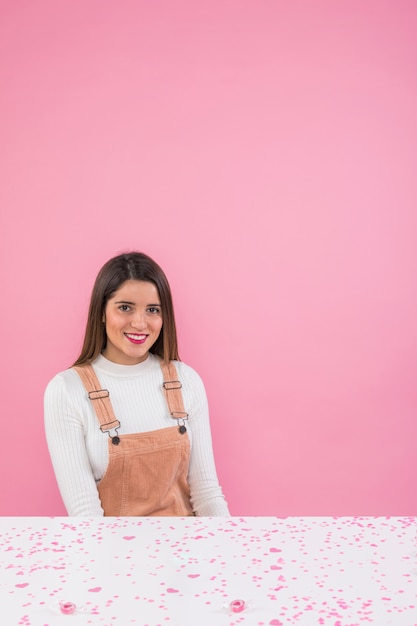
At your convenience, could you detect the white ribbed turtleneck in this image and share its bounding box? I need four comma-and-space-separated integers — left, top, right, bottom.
44, 353, 230, 517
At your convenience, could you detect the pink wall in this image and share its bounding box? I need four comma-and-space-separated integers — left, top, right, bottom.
1, 1, 416, 516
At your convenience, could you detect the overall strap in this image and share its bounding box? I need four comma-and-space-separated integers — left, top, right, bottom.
73, 365, 121, 435
73, 360, 188, 436
160, 360, 189, 434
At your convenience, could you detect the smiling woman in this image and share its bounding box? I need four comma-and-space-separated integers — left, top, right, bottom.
44, 252, 230, 517
103, 280, 164, 365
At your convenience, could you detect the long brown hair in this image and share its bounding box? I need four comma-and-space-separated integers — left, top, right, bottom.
72, 252, 179, 366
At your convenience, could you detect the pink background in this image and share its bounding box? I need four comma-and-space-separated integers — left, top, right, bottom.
1, 1, 416, 516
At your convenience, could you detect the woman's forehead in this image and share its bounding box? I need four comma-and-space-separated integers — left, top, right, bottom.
109, 279, 160, 301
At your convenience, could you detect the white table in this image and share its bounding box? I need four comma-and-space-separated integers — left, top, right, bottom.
1, 517, 416, 625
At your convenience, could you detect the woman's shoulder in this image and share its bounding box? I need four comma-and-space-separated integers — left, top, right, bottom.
172, 360, 205, 390
45, 357, 205, 391
44, 366, 86, 397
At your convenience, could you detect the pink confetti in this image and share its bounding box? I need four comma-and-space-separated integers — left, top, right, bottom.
1, 516, 416, 624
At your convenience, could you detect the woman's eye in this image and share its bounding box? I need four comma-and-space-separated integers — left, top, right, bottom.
119, 305, 131, 312
148, 307, 161, 314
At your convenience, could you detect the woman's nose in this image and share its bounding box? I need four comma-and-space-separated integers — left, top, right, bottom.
131, 312, 147, 328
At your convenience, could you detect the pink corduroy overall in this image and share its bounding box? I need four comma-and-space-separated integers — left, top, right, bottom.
73, 360, 194, 517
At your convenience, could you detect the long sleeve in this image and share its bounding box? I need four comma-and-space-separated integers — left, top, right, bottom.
44, 374, 105, 516
179, 364, 230, 516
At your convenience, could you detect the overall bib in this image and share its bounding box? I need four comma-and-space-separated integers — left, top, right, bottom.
73, 360, 194, 517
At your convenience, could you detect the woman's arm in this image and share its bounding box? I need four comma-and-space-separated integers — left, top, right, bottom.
181, 365, 230, 516
44, 375, 104, 516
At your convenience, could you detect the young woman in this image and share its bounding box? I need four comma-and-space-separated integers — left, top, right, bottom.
44, 252, 230, 516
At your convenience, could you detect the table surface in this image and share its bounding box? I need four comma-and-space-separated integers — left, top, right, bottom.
1, 517, 416, 626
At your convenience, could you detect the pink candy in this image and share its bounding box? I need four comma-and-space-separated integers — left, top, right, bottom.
59, 601, 77, 615
230, 599, 246, 613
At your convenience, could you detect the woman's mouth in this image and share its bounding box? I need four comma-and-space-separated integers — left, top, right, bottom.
125, 333, 147, 345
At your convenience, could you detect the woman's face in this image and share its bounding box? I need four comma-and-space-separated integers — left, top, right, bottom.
102, 279, 163, 365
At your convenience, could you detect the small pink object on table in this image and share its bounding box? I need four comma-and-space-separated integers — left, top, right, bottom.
59, 601, 77, 615
230, 599, 246, 613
